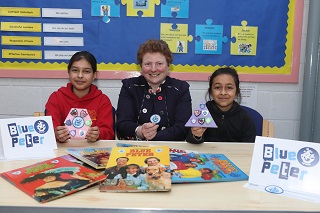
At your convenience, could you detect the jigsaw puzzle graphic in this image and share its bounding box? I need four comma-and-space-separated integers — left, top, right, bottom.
91, 0, 120, 23
64, 108, 92, 140
160, 0, 189, 18
122, 0, 160, 17
160, 23, 193, 54
195, 19, 228, 54
185, 103, 217, 128
230, 20, 258, 55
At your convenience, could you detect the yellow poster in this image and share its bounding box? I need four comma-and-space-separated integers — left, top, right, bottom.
230, 21, 258, 56
122, 0, 160, 17
2, 49, 42, 59
160, 23, 193, 54
0, 7, 41, 17
2, 36, 41, 46
1, 22, 42, 32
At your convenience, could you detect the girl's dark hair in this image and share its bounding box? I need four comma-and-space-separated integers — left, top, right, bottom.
67, 51, 97, 73
206, 67, 242, 103
137, 39, 173, 66
122, 164, 141, 178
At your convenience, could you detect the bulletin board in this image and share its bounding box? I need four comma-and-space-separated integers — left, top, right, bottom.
0, 0, 303, 82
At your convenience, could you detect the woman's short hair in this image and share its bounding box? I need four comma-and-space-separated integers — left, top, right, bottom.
137, 39, 173, 66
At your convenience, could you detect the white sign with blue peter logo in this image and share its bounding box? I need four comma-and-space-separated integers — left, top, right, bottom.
244, 136, 320, 203
0, 116, 57, 160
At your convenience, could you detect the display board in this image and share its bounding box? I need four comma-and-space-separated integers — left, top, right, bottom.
0, 0, 303, 82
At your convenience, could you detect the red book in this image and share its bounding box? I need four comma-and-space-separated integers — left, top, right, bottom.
1, 156, 106, 203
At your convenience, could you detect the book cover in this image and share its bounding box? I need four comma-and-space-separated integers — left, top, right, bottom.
170, 153, 248, 183
116, 142, 198, 154
66, 147, 112, 169
1, 156, 106, 203
61, 154, 105, 175
99, 146, 171, 192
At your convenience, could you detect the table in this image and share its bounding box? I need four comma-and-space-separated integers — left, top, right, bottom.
1, 140, 320, 213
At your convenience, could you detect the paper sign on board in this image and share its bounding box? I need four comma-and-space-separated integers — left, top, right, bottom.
244, 136, 320, 203
0, 116, 57, 160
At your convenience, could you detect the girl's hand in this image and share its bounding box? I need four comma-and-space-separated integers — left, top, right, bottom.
55, 126, 70, 143
191, 127, 207, 137
86, 126, 100, 142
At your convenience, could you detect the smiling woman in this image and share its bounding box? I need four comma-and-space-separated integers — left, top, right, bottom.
116, 39, 192, 141
45, 51, 115, 143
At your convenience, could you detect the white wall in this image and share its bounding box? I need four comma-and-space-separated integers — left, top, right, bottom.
0, 1, 309, 141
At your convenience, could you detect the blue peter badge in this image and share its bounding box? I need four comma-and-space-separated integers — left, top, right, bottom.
150, 114, 161, 124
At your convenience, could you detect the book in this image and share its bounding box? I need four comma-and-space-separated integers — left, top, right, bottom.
170, 153, 248, 183
61, 154, 105, 175
99, 146, 171, 192
115, 143, 247, 183
66, 147, 112, 169
1, 156, 106, 203
116, 142, 198, 154
116, 142, 148, 148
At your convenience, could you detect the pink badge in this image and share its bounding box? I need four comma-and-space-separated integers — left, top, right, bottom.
64, 108, 92, 140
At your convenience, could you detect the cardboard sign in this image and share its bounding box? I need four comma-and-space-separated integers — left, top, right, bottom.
185, 103, 217, 128
0, 116, 57, 160
244, 136, 320, 203
64, 108, 92, 140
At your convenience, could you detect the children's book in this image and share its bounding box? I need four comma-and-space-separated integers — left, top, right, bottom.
61, 154, 105, 175
170, 153, 248, 183
99, 146, 171, 192
1, 156, 106, 203
115, 143, 247, 183
66, 147, 112, 169
116, 142, 198, 154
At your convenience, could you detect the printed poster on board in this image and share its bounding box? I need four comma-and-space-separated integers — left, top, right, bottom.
0, 116, 57, 160
244, 136, 320, 203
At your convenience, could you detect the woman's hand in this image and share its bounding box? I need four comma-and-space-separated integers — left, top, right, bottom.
86, 126, 100, 142
141, 122, 159, 140
191, 127, 207, 137
55, 126, 70, 143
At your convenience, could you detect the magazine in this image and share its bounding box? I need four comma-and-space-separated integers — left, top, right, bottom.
99, 146, 171, 192
170, 153, 248, 183
116, 142, 198, 154
61, 154, 105, 174
115, 143, 246, 183
1, 156, 106, 203
66, 147, 112, 169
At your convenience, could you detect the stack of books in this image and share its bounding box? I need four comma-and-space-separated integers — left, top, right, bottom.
1, 143, 248, 203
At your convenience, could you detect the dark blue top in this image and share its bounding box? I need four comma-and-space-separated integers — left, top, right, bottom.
116, 76, 192, 141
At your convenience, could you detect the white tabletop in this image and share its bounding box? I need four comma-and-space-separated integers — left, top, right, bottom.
1, 140, 319, 213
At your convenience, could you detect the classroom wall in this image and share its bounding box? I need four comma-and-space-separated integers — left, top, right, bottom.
0, 1, 310, 141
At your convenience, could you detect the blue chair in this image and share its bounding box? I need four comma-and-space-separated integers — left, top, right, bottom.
240, 105, 263, 136
240, 105, 274, 137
